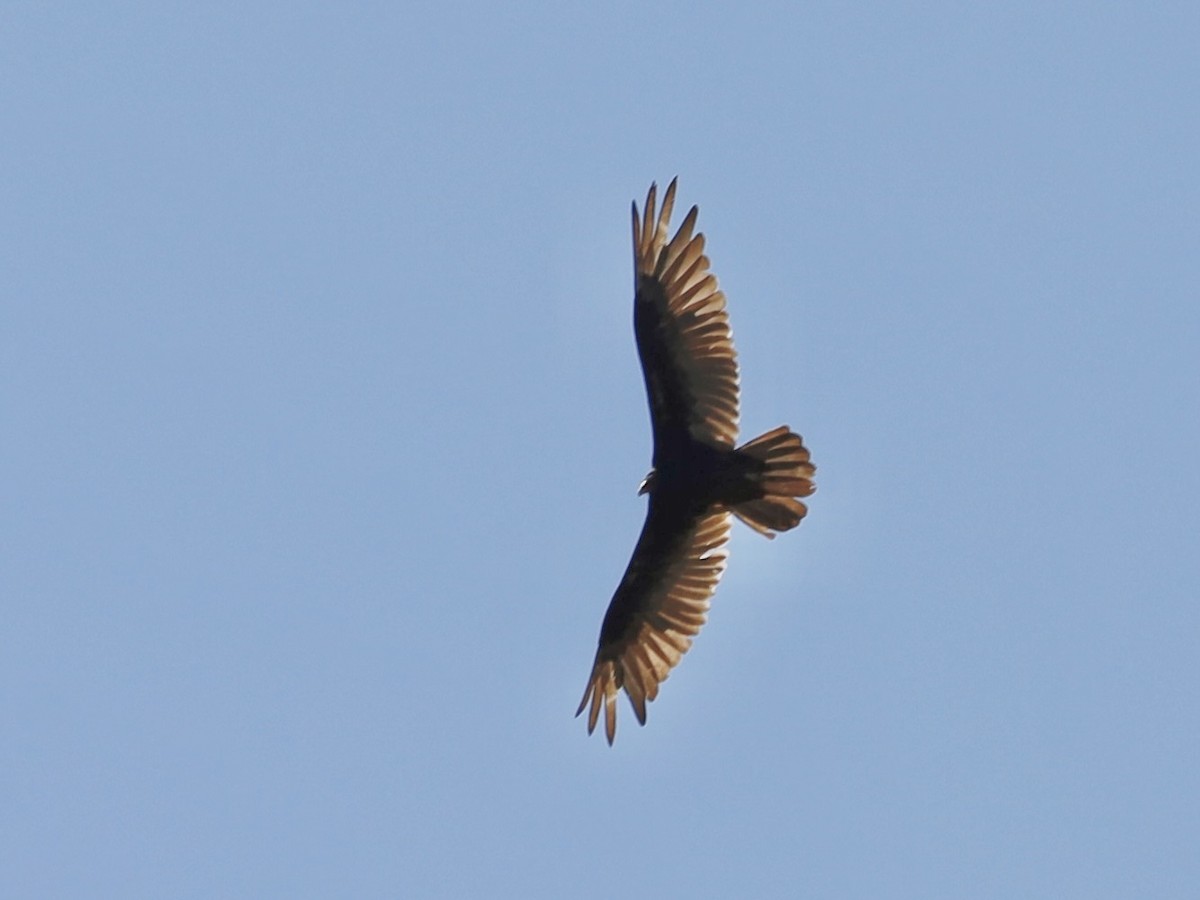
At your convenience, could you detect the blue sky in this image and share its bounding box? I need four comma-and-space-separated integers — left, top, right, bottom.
4, 3, 1198, 897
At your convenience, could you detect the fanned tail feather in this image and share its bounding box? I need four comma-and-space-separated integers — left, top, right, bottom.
731, 426, 816, 538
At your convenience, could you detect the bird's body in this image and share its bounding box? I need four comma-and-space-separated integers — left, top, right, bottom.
577, 179, 815, 744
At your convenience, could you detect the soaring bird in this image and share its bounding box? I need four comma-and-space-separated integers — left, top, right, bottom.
577, 179, 816, 744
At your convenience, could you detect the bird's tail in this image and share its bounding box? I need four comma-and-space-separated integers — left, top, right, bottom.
730, 426, 816, 538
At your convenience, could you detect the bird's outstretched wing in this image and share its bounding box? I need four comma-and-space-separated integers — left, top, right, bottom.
576, 504, 731, 744
632, 179, 741, 461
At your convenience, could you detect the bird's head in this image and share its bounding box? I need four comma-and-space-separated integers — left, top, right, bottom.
637, 468, 657, 495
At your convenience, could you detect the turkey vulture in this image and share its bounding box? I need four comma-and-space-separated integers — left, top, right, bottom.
576, 179, 816, 744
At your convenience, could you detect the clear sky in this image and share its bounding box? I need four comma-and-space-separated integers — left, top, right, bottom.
4, 4, 1198, 897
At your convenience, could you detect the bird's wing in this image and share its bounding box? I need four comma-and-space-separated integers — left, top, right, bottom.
632, 178, 740, 460
576, 503, 732, 744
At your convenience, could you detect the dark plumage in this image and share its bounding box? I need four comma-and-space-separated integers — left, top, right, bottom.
577, 179, 816, 744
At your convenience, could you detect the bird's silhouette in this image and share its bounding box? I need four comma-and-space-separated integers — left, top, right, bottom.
577, 179, 816, 744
